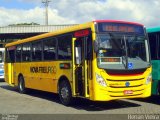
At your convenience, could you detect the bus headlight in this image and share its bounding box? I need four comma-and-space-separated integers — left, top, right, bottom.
96, 73, 107, 87
146, 74, 152, 85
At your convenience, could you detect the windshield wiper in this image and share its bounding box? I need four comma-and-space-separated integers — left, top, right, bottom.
122, 35, 128, 69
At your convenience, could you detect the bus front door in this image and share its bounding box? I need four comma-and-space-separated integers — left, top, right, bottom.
72, 37, 90, 98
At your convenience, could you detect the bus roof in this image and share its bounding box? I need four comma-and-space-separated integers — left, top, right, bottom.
5, 21, 94, 47
5, 20, 144, 47
94, 20, 144, 26
147, 27, 160, 33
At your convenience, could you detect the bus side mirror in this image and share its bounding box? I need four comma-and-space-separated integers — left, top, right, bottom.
94, 41, 98, 53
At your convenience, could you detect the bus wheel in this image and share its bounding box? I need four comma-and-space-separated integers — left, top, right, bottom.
59, 80, 72, 106
18, 76, 26, 94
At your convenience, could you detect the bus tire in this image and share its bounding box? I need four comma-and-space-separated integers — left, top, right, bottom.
59, 80, 72, 106
18, 76, 26, 94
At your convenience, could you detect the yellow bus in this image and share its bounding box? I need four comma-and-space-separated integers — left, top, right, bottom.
5, 20, 152, 105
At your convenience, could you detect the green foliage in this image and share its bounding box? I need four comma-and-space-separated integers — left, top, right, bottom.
8, 22, 40, 26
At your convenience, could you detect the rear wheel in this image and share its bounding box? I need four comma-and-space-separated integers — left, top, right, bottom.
59, 80, 72, 106
18, 76, 26, 94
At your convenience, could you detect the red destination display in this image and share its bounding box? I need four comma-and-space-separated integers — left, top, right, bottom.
104, 25, 135, 32
74, 29, 89, 37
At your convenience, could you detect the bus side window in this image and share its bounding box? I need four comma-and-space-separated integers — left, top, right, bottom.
22, 43, 31, 62
149, 33, 157, 60
7, 49, 15, 63
0, 51, 3, 63
157, 33, 160, 59
32, 41, 42, 61
16, 45, 22, 62
57, 34, 72, 60
43, 37, 57, 60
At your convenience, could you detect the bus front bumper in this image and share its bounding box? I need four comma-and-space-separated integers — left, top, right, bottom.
91, 83, 151, 101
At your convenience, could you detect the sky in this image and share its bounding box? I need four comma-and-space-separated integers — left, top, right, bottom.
0, 0, 160, 27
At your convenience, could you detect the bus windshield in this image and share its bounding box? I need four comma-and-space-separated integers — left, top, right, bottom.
96, 33, 150, 70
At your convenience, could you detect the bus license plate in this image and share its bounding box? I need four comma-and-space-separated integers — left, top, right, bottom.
124, 90, 133, 95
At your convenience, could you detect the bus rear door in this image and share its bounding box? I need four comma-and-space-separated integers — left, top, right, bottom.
6, 48, 15, 85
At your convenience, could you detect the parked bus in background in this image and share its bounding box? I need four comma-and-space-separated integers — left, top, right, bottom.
0, 48, 5, 81
147, 27, 160, 95
5, 20, 151, 105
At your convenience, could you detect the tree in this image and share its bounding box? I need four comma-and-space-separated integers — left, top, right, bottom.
8, 22, 40, 26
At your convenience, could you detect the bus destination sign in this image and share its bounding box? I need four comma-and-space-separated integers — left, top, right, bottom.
98, 23, 144, 34
104, 25, 134, 32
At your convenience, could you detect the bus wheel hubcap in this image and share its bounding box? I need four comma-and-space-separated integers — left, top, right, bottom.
61, 87, 69, 99
20, 81, 23, 90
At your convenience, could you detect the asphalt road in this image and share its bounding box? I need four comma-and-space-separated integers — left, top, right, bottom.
0, 81, 160, 120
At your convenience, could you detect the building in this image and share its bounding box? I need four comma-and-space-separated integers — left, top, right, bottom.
0, 24, 76, 47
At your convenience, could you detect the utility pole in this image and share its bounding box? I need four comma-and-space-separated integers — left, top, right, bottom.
42, 0, 51, 25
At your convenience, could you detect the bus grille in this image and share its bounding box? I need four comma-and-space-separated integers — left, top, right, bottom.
105, 78, 145, 97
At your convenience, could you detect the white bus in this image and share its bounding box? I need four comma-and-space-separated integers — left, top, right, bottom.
0, 48, 5, 81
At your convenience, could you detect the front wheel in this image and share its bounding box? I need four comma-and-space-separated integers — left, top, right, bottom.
18, 76, 26, 94
59, 80, 72, 106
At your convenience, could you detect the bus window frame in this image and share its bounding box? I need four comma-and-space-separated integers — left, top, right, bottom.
31, 40, 43, 62
42, 37, 58, 61
15, 44, 22, 63
6, 48, 16, 63
148, 32, 160, 60
22, 42, 32, 62
57, 34, 73, 61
